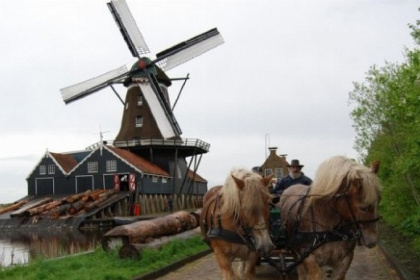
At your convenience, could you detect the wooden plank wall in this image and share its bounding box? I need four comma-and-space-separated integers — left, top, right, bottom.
137, 194, 203, 215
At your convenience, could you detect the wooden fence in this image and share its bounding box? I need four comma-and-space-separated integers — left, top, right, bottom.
137, 194, 203, 215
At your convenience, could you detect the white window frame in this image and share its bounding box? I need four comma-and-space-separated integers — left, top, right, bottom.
39, 165, 46, 175
106, 160, 117, 172
137, 95, 143, 106
135, 116, 143, 127
152, 176, 158, 183
48, 164, 55, 175
88, 162, 98, 173
265, 168, 273, 177
275, 168, 283, 179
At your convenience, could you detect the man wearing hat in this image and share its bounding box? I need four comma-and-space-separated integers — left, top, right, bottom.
273, 159, 312, 195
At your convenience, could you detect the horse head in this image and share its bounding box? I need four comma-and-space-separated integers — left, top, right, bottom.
334, 161, 382, 248
231, 173, 274, 255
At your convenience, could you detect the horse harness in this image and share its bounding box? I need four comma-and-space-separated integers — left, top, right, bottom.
282, 187, 380, 271
202, 191, 265, 251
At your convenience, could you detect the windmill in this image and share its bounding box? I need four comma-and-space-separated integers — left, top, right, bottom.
60, 0, 223, 194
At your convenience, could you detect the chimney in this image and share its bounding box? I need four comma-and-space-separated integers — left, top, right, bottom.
269, 147, 277, 156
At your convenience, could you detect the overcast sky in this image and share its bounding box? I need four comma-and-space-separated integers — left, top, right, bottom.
0, 0, 418, 203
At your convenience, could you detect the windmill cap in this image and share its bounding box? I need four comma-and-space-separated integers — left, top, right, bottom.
123, 61, 172, 87
287, 159, 304, 168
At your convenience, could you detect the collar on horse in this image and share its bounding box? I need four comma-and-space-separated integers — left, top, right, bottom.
203, 191, 259, 250
288, 185, 380, 248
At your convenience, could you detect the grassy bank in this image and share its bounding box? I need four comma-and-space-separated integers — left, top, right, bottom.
379, 221, 420, 280
0, 236, 208, 280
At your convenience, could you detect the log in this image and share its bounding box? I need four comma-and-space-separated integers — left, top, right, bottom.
118, 227, 201, 259
84, 190, 117, 212
66, 190, 92, 203
44, 200, 62, 211
10, 198, 52, 217
48, 204, 71, 219
0, 200, 28, 215
67, 199, 86, 215
103, 210, 200, 246
24, 200, 62, 217
87, 189, 107, 201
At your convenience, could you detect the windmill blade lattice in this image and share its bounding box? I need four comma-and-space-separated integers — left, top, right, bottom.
60, 0, 223, 141
60, 64, 129, 104
155, 28, 224, 71
108, 0, 150, 58
138, 81, 180, 139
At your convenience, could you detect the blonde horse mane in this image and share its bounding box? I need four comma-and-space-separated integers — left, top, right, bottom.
219, 168, 271, 223
307, 156, 382, 206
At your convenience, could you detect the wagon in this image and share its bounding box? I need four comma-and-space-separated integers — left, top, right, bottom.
201, 157, 382, 279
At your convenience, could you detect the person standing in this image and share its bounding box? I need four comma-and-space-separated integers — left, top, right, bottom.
273, 159, 312, 195
167, 195, 174, 212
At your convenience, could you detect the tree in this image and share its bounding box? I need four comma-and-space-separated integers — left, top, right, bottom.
349, 13, 420, 225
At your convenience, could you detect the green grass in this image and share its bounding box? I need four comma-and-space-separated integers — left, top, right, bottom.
0, 236, 208, 280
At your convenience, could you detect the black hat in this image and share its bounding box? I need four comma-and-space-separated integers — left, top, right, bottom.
252, 166, 262, 173
287, 159, 304, 168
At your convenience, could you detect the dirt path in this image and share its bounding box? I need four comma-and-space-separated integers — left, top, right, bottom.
155, 245, 402, 280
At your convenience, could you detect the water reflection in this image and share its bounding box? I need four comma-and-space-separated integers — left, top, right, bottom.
0, 229, 108, 267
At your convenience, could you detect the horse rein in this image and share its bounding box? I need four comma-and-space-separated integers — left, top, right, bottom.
203, 191, 267, 251
334, 188, 381, 243
285, 184, 380, 248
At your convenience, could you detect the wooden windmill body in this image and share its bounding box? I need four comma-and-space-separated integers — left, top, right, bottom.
60, 0, 223, 194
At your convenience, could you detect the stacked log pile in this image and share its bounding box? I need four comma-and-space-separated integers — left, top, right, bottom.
102, 210, 201, 259
7, 189, 118, 219
0, 200, 28, 215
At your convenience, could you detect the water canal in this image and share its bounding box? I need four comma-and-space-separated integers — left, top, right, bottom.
0, 228, 108, 267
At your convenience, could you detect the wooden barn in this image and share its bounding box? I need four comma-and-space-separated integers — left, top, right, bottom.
26, 143, 208, 197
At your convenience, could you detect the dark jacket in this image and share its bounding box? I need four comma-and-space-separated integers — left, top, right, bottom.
273, 173, 312, 195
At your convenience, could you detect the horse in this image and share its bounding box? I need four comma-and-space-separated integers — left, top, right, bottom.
278, 156, 382, 280
200, 168, 274, 280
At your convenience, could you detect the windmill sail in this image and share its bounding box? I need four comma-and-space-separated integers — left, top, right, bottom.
108, 0, 150, 58
60, 64, 129, 104
138, 80, 181, 139
155, 28, 224, 71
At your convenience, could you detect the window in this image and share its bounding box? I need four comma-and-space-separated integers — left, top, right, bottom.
135, 116, 143, 127
275, 168, 283, 179
265, 169, 273, 177
88, 162, 98, 173
39, 165, 46, 175
152, 176, 158, 183
162, 178, 167, 183
48, 165, 55, 174
137, 95, 143, 106
106, 160, 117, 172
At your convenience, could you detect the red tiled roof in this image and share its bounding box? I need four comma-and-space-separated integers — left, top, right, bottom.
187, 169, 207, 183
106, 146, 169, 177
49, 152, 78, 173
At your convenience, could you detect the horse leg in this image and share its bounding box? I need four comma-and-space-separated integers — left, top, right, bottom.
242, 252, 258, 280
330, 251, 354, 280
296, 265, 308, 280
213, 247, 236, 280
299, 255, 324, 280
